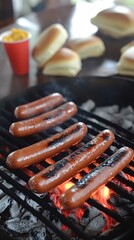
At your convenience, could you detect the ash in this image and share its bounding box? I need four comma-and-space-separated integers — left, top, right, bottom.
81, 100, 134, 132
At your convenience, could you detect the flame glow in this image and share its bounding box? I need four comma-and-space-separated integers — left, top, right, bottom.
58, 181, 74, 192
100, 186, 110, 200
64, 181, 74, 191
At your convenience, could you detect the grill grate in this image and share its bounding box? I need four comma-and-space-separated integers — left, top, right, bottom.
0, 85, 134, 240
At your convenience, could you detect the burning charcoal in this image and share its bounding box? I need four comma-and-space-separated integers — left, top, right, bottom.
0, 166, 12, 176
9, 199, 23, 218
0, 195, 11, 214
52, 218, 62, 230
81, 98, 134, 132
84, 213, 106, 237
15, 190, 26, 201
2, 179, 13, 189
81, 99, 96, 111
108, 193, 118, 206
80, 206, 101, 226
26, 197, 42, 212
68, 213, 79, 223
22, 211, 38, 224
42, 210, 51, 219
108, 194, 134, 218
0, 190, 4, 198
120, 106, 134, 115
117, 119, 133, 130
94, 105, 119, 115
51, 235, 61, 240
29, 226, 46, 240
126, 113, 134, 122
116, 207, 130, 218
100, 222, 120, 237
5, 216, 38, 233
93, 111, 113, 121
0, 185, 4, 198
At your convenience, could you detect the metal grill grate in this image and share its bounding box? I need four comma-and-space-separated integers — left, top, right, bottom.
0, 85, 134, 240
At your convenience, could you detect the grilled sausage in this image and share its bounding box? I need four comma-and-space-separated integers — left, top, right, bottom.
9, 102, 77, 137
6, 122, 88, 169
60, 146, 134, 209
14, 93, 64, 119
28, 129, 115, 193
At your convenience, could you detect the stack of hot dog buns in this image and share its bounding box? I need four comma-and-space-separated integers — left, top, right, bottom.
32, 23, 81, 77
117, 46, 134, 76
32, 24, 68, 67
42, 47, 82, 77
32, 23, 105, 77
120, 40, 134, 53
6, 93, 134, 209
91, 5, 134, 38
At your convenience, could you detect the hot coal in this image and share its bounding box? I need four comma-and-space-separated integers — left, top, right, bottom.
29, 226, 46, 240
84, 213, 107, 237
108, 193, 134, 218
0, 195, 11, 214
81, 101, 134, 131
80, 206, 101, 226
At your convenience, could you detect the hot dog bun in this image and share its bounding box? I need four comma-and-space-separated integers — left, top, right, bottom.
42, 47, 82, 77
67, 36, 105, 59
117, 46, 134, 76
91, 6, 134, 38
120, 40, 134, 53
32, 23, 68, 67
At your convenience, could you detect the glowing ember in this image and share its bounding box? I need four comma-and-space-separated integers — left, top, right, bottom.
100, 186, 110, 201
45, 158, 55, 164
57, 181, 74, 192
63, 181, 74, 191
92, 185, 112, 206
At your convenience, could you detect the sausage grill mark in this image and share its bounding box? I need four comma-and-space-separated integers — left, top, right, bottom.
9, 102, 78, 137
45, 158, 69, 178
76, 148, 128, 188
42, 104, 69, 121
47, 124, 81, 147
41, 130, 113, 179
60, 146, 133, 209
7, 122, 87, 169
28, 129, 115, 193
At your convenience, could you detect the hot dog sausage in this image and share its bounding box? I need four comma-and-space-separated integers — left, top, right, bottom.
9, 102, 77, 137
14, 93, 64, 119
28, 129, 115, 193
6, 122, 88, 169
60, 146, 133, 209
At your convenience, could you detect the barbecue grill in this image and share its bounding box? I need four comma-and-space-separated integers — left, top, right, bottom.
0, 76, 134, 240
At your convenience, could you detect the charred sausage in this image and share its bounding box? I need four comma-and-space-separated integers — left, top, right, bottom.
6, 122, 88, 169
9, 102, 77, 137
28, 129, 115, 193
60, 146, 134, 209
14, 93, 64, 119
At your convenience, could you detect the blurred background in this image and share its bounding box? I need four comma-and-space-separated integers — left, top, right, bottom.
0, 0, 134, 28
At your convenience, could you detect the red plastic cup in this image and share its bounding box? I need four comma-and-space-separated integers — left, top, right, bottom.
0, 30, 31, 75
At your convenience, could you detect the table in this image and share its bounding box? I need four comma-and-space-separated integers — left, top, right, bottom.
0, 1, 133, 99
